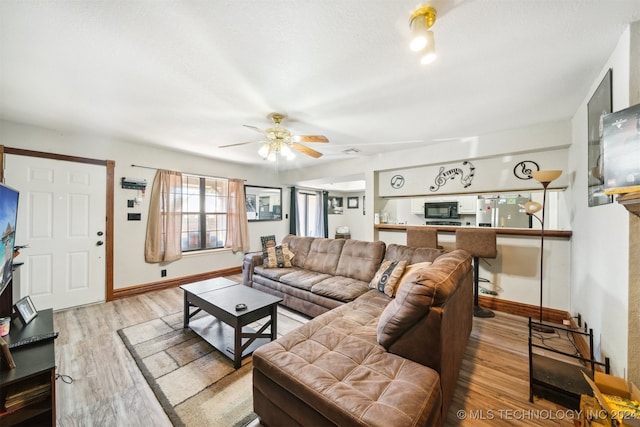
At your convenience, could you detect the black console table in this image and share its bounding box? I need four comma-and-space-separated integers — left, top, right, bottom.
0, 309, 56, 426
528, 317, 609, 410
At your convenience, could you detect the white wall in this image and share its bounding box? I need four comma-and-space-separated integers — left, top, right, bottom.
327, 191, 366, 240
281, 119, 572, 242
0, 119, 290, 290
568, 27, 632, 377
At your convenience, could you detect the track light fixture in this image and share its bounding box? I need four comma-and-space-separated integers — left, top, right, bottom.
409, 6, 437, 65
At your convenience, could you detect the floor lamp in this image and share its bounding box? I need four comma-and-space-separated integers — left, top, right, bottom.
525, 170, 562, 334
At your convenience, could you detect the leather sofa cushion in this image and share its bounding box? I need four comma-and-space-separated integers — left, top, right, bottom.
253, 291, 442, 427
302, 238, 345, 275
383, 244, 445, 265
254, 265, 294, 281
279, 269, 332, 291
335, 239, 386, 283
282, 235, 314, 268
311, 276, 370, 302
377, 249, 472, 348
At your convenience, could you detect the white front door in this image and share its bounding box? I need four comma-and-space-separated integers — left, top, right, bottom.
5, 155, 106, 310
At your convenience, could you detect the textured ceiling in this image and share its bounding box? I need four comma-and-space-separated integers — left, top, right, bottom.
1, 1, 640, 172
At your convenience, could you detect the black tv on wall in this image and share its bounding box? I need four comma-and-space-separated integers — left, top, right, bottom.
0, 182, 19, 317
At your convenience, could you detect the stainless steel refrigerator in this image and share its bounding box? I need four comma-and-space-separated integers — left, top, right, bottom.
476, 195, 531, 228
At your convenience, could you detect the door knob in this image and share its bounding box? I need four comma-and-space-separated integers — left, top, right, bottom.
96, 241, 104, 246
97, 231, 104, 236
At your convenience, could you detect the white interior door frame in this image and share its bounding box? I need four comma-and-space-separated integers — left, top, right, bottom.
0, 146, 115, 304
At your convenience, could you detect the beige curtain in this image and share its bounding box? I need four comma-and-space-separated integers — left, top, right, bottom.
225, 178, 249, 252
145, 169, 183, 263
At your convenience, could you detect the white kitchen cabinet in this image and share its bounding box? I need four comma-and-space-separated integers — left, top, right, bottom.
458, 195, 478, 214
410, 198, 427, 214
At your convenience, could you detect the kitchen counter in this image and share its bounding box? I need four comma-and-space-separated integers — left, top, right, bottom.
374, 223, 572, 315
375, 223, 572, 239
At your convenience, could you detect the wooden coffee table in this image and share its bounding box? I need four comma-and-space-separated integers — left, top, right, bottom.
181, 277, 282, 369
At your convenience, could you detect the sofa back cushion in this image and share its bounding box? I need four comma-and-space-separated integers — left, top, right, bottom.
335, 239, 386, 283
282, 235, 314, 268
376, 249, 472, 349
384, 244, 445, 265
302, 238, 346, 275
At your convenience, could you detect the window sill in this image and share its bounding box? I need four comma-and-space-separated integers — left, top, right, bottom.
181, 247, 234, 257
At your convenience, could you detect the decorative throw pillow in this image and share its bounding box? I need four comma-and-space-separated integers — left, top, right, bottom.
261, 235, 277, 265
265, 243, 293, 268
369, 260, 407, 297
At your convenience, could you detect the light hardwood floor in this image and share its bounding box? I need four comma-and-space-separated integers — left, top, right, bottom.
52, 277, 577, 426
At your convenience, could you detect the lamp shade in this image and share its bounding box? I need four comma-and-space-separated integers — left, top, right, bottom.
524, 201, 542, 215
531, 170, 562, 184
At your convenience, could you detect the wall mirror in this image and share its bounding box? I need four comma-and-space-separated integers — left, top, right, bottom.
245, 185, 282, 221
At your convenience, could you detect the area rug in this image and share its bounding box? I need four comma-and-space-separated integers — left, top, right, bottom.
118, 310, 257, 427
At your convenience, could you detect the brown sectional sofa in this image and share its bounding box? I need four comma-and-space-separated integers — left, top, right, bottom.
243, 235, 389, 317
243, 235, 473, 426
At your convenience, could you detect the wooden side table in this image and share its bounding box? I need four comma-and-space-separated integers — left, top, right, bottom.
0, 309, 56, 426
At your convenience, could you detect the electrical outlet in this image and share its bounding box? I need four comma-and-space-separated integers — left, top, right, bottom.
161, 269, 167, 277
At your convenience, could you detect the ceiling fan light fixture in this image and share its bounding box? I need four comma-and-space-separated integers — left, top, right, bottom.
410, 6, 437, 63
258, 143, 270, 159
410, 19, 429, 51
420, 33, 437, 64
280, 144, 292, 157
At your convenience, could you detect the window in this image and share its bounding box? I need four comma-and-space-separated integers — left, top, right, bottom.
181, 175, 228, 252
297, 191, 319, 237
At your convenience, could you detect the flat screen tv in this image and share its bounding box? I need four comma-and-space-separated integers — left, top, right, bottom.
602, 103, 640, 194
0, 183, 20, 316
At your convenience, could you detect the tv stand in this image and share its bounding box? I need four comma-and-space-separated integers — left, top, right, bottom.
0, 309, 56, 426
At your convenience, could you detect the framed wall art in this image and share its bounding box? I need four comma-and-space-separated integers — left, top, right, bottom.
587, 68, 613, 207
328, 196, 343, 214
347, 196, 359, 209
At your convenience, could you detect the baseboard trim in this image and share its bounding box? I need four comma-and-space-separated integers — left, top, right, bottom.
568, 317, 603, 372
478, 295, 569, 324
112, 267, 242, 300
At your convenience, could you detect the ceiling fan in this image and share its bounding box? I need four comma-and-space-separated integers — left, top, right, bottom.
219, 113, 329, 160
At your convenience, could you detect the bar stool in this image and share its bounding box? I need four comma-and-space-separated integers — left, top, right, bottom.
455, 228, 497, 318
406, 227, 438, 249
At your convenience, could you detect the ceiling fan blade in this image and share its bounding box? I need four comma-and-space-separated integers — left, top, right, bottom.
293, 143, 323, 158
292, 135, 329, 143
218, 140, 263, 148
242, 125, 266, 134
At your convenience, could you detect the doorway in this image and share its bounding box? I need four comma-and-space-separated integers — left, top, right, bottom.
2, 149, 113, 310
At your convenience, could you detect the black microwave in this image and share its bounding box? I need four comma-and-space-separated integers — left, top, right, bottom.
424, 202, 459, 219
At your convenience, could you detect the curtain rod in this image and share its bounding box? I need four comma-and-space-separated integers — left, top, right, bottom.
131, 164, 245, 182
